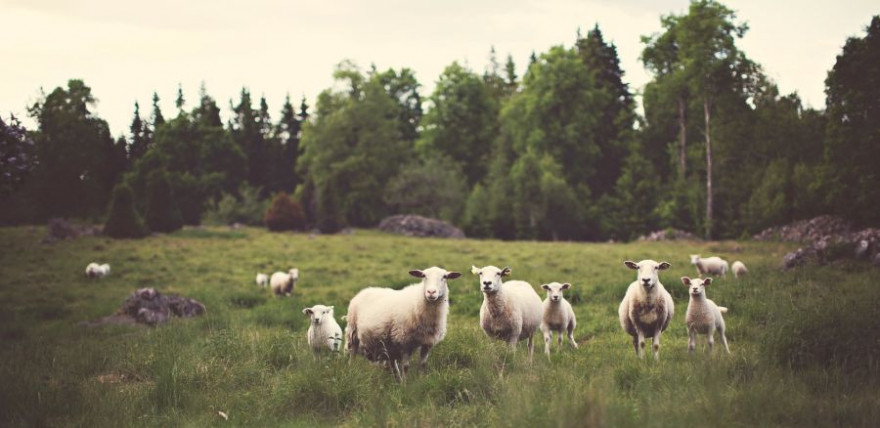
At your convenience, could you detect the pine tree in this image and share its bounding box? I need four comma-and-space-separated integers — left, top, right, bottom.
144, 169, 183, 233
104, 183, 148, 238
129, 102, 148, 160
175, 84, 185, 112
152, 92, 165, 127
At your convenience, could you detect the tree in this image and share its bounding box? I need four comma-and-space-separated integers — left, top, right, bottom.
152, 92, 165, 127
129, 101, 149, 160
383, 155, 468, 222
144, 168, 183, 233
104, 183, 148, 238
0, 115, 35, 198
375, 68, 423, 143
175, 84, 185, 112
264, 192, 306, 231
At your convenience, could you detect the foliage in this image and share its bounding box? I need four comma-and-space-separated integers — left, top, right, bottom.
383, 155, 468, 222
102, 183, 148, 238
144, 169, 183, 233
203, 184, 270, 226
264, 192, 306, 231
0, 115, 35, 198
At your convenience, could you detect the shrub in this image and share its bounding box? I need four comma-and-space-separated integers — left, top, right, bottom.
144, 169, 183, 233
103, 183, 148, 238
203, 184, 269, 226
264, 192, 306, 231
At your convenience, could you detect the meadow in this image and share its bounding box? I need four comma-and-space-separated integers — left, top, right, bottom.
0, 226, 878, 427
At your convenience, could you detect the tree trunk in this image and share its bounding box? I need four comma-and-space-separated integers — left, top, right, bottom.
704, 99, 713, 240
678, 95, 687, 178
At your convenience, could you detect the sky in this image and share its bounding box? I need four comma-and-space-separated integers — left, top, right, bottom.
2, 0, 878, 137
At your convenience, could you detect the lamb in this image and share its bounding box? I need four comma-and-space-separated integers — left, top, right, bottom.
540, 282, 578, 356
344, 266, 461, 378
681, 277, 730, 354
269, 268, 298, 296
618, 260, 674, 360
85, 262, 110, 278
690, 254, 729, 277
303, 304, 343, 354
731, 261, 748, 278
255, 273, 269, 287
472, 265, 543, 361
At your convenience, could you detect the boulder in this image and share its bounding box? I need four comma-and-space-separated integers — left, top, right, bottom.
378, 214, 465, 239
81, 288, 206, 327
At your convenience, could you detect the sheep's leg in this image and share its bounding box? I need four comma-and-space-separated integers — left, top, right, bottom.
637, 330, 646, 359
527, 334, 534, 363
719, 327, 730, 354
543, 328, 552, 357
688, 327, 697, 354
557, 331, 563, 349
632, 336, 639, 357
652, 331, 662, 361
706, 326, 716, 353
418, 345, 433, 371
567, 322, 578, 349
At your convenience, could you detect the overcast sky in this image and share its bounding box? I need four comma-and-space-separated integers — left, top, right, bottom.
2, 0, 877, 137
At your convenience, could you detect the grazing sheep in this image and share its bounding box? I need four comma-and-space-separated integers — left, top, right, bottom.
619, 260, 674, 360
344, 266, 461, 378
681, 277, 730, 354
85, 262, 111, 278
731, 261, 748, 278
690, 255, 729, 277
270, 268, 298, 296
303, 304, 343, 354
540, 282, 578, 356
472, 265, 543, 361
255, 273, 269, 287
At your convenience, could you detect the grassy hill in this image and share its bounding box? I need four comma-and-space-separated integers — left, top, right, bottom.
0, 226, 877, 426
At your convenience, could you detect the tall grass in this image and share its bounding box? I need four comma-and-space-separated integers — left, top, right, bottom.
0, 226, 877, 426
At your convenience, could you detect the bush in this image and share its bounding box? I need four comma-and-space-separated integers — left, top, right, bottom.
203, 184, 269, 226
103, 183, 148, 238
144, 169, 183, 233
264, 192, 306, 231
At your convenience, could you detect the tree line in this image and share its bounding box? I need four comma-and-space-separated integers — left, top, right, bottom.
2, 1, 878, 241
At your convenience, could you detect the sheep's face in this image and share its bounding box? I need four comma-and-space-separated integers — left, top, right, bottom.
410, 267, 461, 302
289, 268, 299, 282
681, 276, 711, 297
303, 305, 334, 325
624, 260, 670, 289
541, 282, 571, 302
471, 265, 511, 294
689, 255, 701, 265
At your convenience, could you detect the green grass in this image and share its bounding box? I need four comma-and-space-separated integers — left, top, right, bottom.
0, 225, 878, 427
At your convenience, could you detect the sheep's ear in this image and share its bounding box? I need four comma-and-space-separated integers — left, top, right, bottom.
624, 261, 639, 270
561, 283, 571, 290
329, 306, 334, 310
501, 266, 512, 277
409, 270, 425, 278
681, 276, 691, 286
703, 278, 712, 286
302, 308, 313, 316
446, 272, 461, 280
541, 284, 550, 290
471, 266, 480, 275
658, 262, 671, 270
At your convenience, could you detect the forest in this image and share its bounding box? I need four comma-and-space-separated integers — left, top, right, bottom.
2, 1, 878, 241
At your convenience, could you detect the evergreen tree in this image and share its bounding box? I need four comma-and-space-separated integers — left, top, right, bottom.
144, 168, 183, 233
104, 183, 148, 238
129, 101, 149, 160
175, 83, 185, 112
152, 92, 165, 127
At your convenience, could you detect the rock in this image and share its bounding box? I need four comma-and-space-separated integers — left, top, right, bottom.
41, 218, 101, 243
637, 229, 700, 241
756, 216, 880, 269
81, 288, 206, 327
378, 214, 465, 239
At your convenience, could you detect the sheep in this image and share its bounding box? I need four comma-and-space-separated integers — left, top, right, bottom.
471, 265, 543, 361
690, 254, 729, 277
303, 304, 343, 354
269, 268, 298, 296
681, 277, 730, 354
731, 261, 748, 278
255, 273, 269, 287
344, 266, 461, 378
540, 282, 578, 356
85, 262, 110, 278
619, 260, 674, 360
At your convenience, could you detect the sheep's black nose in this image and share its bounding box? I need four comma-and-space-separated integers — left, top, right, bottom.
483, 281, 492, 286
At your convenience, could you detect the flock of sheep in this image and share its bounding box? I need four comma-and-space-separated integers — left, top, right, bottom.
85, 252, 748, 379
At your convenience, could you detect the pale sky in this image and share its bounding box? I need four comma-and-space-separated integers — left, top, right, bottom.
2, 0, 877, 137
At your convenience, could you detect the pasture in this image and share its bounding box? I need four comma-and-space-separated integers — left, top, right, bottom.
0, 226, 877, 426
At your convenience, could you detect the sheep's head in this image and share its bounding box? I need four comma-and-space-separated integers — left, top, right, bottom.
681, 276, 711, 297
689, 255, 701, 265
302, 304, 334, 325
471, 265, 511, 294
409, 267, 461, 302
541, 282, 571, 302
289, 268, 299, 281
624, 260, 670, 289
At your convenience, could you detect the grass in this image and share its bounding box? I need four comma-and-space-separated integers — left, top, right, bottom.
0, 225, 878, 427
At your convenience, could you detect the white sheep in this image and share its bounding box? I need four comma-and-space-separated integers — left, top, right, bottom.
619, 260, 674, 360
270, 268, 299, 296
255, 273, 269, 287
731, 261, 748, 278
302, 304, 343, 354
85, 262, 110, 278
344, 266, 461, 378
681, 277, 730, 354
472, 265, 543, 361
690, 254, 729, 277
540, 282, 578, 356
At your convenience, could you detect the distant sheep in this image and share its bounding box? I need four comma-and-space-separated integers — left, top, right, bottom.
690, 255, 729, 277
540, 282, 578, 356
731, 261, 748, 278
619, 260, 674, 360
255, 273, 268, 287
270, 268, 298, 296
303, 304, 343, 354
85, 262, 110, 278
472, 265, 543, 361
344, 266, 461, 378
681, 277, 730, 354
